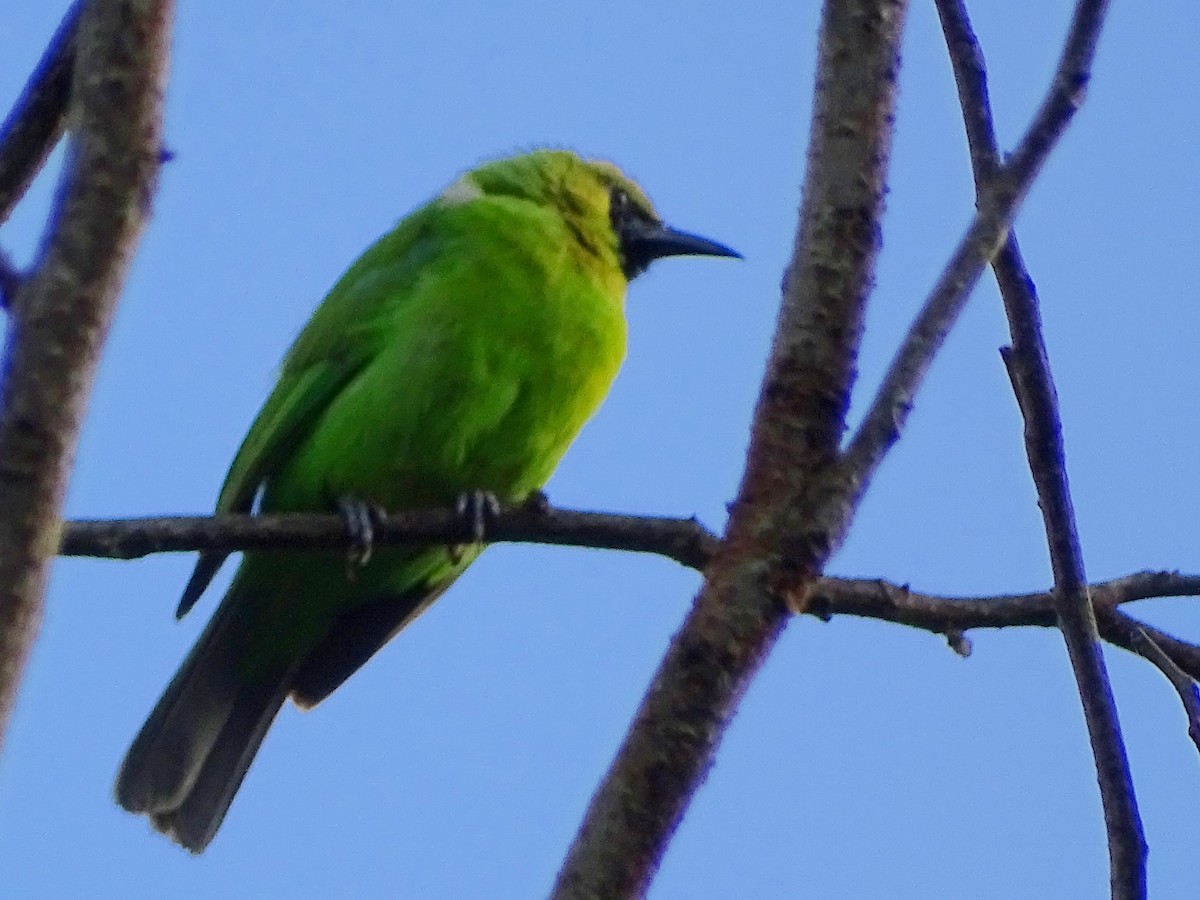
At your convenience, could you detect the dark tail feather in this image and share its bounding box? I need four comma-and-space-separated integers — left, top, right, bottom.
290, 582, 449, 708
150, 675, 290, 852
115, 583, 291, 853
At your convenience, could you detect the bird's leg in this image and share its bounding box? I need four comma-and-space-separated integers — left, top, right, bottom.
449, 490, 500, 563
336, 495, 386, 578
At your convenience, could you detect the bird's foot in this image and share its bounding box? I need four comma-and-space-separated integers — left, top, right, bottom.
449, 490, 500, 563
337, 496, 386, 577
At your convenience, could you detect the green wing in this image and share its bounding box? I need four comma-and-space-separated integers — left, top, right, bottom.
176, 362, 358, 617
176, 208, 443, 617
213, 362, 349, 516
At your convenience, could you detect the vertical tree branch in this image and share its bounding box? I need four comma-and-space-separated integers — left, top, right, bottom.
552, 1, 909, 896
0, 0, 172, 751
0, 1, 83, 226
934, 1, 1143, 897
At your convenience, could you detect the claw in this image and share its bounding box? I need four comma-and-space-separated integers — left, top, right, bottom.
447, 490, 499, 563
454, 490, 500, 544
337, 496, 385, 577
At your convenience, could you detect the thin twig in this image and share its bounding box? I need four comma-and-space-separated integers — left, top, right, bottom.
808, 574, 1200, 681
0, 1, 83, 226
59, 506, 719, 572
933, 1, 1143, 895
1099, 608, 1200, 697
1129, 629, 1200, 755
0, 0, 172, 753
841, 0, 1113, 507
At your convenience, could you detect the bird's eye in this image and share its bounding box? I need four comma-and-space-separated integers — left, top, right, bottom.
609, 188, 631, 225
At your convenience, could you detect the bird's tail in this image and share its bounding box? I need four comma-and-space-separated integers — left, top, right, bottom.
114, 582, 293, 853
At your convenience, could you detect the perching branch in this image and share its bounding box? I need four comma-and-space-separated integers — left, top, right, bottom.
55, 508, 1200, 684
933, 1, 1142, 896
0, 1, 82, 227
0, 0, 172, 753
60, 505, 719, 572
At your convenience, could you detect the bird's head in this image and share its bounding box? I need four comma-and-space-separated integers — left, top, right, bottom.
446, 150, 740, 281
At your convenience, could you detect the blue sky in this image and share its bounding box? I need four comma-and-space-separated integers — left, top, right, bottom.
2, 1, 1199, 897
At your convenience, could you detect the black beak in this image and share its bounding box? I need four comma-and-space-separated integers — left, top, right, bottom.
618, 219, 741, 280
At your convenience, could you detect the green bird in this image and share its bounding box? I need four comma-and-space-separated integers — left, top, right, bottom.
114, 149, 738, 852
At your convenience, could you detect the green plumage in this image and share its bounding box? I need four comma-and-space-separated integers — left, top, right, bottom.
115, 149, 738, 851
